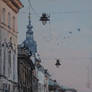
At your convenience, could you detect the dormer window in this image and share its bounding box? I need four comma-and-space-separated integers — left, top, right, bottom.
8, 12, 11, 28
2, 8, 6, 24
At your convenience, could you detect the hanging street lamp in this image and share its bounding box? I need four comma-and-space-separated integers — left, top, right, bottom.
40, 13, 50, 25
55, 59, 61, 68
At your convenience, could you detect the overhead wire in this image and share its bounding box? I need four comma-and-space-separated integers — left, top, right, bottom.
26, 0, 92, 21
27, 0, 40, 17
41, 57, 92, 62
51, 9, 92, 15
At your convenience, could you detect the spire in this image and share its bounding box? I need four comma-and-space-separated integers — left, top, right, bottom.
24, 8, 37, 55
29, 10, 31, 25
27, 10, 33, 32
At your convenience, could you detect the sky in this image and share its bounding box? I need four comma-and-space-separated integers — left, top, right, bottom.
18, 0, 92, 92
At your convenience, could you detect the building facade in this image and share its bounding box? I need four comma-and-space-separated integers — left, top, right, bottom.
37, 64, 45, 92
32, 74, 38, 92
49, 79, 63, 92
18, 46, 35, 92
44, 69, 50, 92
0, 0, 23, 92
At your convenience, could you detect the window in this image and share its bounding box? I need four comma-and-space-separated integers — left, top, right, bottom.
8, 12, 11, 28
0, 31, 2, 71
8, 50, 11, 77
0, 42, 1, 56
0, 41, 2, 74
0, 30, 1, 40
3, 45, 6, 75
13, 53, 15, 80
2, 8, 6, 24
13, 16, 15, 31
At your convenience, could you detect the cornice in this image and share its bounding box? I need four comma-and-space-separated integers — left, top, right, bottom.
3, 0, 23, 13
0, 23, 17, 38
13, 0, 23, 8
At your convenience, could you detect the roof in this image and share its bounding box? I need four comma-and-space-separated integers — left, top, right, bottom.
3, 0, 23, 13
61, 86, 77, 92
12, 0, 23, 9
49, 79, 57, 86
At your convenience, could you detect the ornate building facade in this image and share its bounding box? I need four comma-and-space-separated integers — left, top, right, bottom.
0, 0, 23, 92
18, 46, 35, 92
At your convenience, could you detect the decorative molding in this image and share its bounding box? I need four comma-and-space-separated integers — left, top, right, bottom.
0, 74, 18, 84
3, 0, 23, 13
0, 24, 17, 38
0, 40, 17, 53
13, 0, 23, 8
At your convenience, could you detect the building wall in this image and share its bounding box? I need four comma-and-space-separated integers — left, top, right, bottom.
0, 0, 23, 92
18, 46, 37, 92
44, 76, 49, 92
0, 0, 18, 44
37, 68, 45, 92
32, 75, 38, 92
18, 58, 33, 92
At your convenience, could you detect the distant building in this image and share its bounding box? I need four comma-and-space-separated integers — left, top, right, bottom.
35, 63, 50, 92
48, 79, 63, 92
61, 86, 77, 92
44, 69, 51, 92
37, 64, 45, 92
18, 46, 35, 92
0, 0, 23, 92
49, 79, 77, 92
32, 74, 38, 92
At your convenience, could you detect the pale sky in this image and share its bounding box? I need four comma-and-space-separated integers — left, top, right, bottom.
18, 0, 92, 92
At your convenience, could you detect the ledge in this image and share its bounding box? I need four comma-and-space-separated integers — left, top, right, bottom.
3, 0, 23, 13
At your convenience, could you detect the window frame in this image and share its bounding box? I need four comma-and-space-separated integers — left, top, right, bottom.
8, 50, 11, 77
12, 16, 16, 31
2, 8, 6, 24
8, 12, 11, 28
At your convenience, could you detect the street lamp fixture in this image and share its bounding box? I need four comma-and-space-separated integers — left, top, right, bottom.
55, 59, 61, 68
40, 13, 50, 25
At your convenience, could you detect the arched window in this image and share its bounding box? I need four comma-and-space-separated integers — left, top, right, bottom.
13, 16, 15, 31
8, 12, 11, 28
2, 8, 6, 24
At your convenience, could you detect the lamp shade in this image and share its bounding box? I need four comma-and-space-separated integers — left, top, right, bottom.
55, 59, 61, 68
40, 13, 50, 25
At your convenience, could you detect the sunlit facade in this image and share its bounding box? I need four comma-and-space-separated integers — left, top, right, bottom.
0, 0, 23, 92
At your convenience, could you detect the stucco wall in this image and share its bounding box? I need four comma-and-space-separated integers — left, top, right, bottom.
0, 0, 22, 92
0, 0, 18, 47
